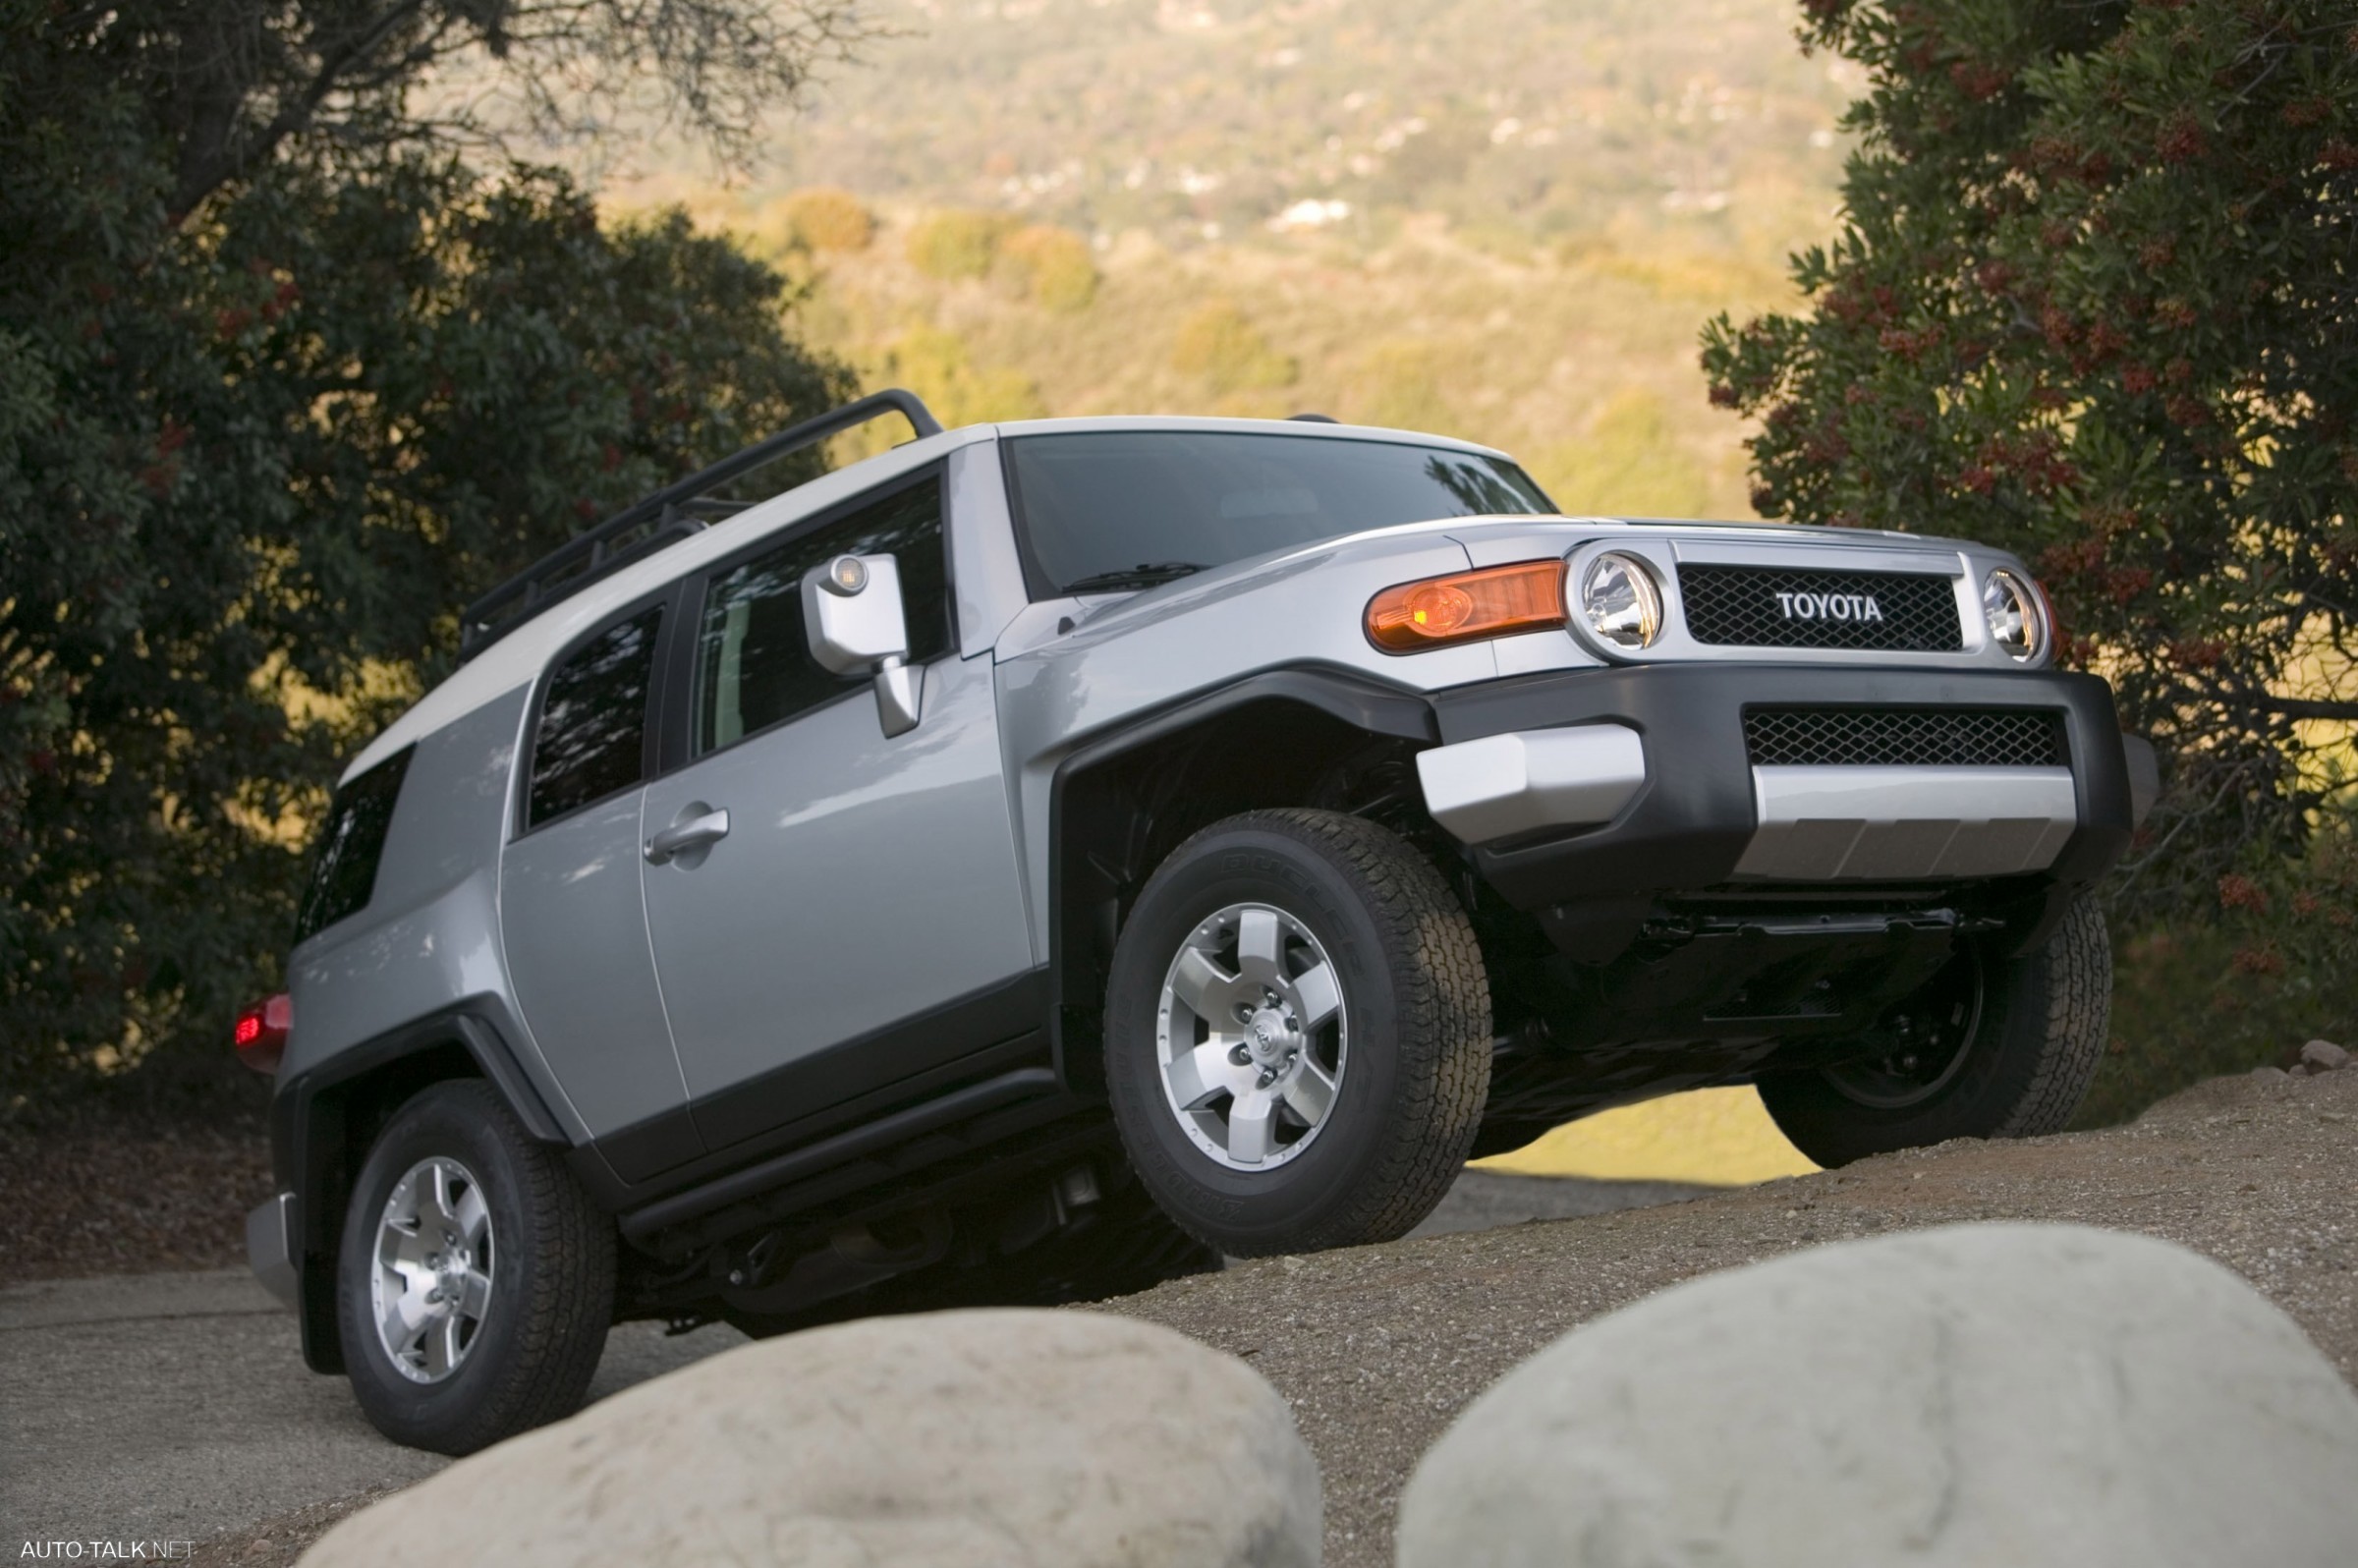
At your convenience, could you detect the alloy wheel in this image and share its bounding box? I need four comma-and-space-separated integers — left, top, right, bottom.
1154, 902, 1349, 1170
370, 1155, 495, 1384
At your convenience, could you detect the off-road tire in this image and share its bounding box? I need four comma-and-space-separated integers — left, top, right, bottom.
1759, 896, 2111, 1167
1104, 808, 1491, 1255
337, 1080, 615, 1455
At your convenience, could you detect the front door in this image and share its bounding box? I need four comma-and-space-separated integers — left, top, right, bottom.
639, 470, 1036, 1153
499, 598, 701, 1179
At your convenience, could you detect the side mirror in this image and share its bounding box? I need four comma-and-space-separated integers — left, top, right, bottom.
801, 553, 923, 738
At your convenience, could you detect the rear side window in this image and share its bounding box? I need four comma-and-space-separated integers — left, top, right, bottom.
528, 606, 663, 827
692, 474, 951, 756
295, 746, 413, 943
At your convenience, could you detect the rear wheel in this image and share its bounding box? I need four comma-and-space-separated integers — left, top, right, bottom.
337, 1080, 614, 1454
1104, 809, 1490, 1256
1758, 895, 2110, 1167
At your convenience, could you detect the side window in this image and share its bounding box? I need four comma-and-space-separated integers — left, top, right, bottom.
294, 746, 414, 943
693, 474, 951, 756
528, 606, 663, 827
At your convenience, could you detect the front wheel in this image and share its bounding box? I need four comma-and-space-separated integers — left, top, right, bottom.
1758, 895, 2111, 1167
1104, 809, 1491, 1256
336, 1079, 615, 1454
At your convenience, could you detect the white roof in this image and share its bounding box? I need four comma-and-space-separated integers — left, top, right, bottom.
342, 415, 1522, 779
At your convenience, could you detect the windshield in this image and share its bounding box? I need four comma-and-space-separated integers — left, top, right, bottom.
1003, 430, 1556, 597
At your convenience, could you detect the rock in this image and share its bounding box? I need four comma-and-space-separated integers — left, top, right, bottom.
2248, 1065, 2290, 1081
2299, 1038, 2351, 1072
1397, 1223, 2358, 1568
302, 1309, 1319, 1568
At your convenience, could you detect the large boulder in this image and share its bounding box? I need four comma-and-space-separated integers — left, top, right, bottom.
1397, 1222, 2358, 1568
303, 1308, 1319, 1568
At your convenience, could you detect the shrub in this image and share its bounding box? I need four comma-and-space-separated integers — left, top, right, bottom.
1346, 341, 1455, 435
783, 187, 875, 252
1702, 0, 2358, 923
2076, 830, 2358, 1127
906, 210, 1017, 280
1537, 389, 1712, 518
997, 224, 1097, 311
1170, 301, 1295, 392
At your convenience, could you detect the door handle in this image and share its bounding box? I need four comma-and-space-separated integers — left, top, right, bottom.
645, 808, 730, 866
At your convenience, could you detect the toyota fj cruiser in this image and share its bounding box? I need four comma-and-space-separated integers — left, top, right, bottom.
240, 390, 2153, 1453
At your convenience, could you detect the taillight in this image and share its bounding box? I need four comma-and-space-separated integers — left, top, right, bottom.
1365, 559, 1567, 652
234, 992, 292, 1075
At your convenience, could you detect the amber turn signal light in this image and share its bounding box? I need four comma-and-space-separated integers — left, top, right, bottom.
1366, 559, 1567, 652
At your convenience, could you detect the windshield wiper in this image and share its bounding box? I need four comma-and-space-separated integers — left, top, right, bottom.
1061, 561, 1207, 593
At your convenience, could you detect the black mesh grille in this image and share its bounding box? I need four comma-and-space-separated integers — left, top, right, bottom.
1744, 707, 2065, 768
1679, 565, 1962, 650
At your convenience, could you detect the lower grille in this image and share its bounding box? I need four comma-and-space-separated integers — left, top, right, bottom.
1679, 564, 1962, 651
1744, 707, 2065, 768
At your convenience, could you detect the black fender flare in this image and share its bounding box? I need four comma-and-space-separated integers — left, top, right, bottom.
1043, 664, 1440, 1087
269, 1004, 568, 1373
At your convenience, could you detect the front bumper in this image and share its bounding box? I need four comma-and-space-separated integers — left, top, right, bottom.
1422, 663, 2136, 943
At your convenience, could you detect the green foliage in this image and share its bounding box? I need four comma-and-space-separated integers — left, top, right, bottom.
1702, 0, 2358, 917
996, 225, 1099, 312
1170, 301, 1297, 393
2077, 832, 2358, 1126
0, 7, 850, 1103
906, 210, 1020, 281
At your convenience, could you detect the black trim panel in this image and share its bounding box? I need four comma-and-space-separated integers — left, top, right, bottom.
620, 1067, 1062, 1243
596, 1107, 704, 1184
1429, 661, 2133, 920
267, 1004, 566, 1373
574, 969, 1055, 1211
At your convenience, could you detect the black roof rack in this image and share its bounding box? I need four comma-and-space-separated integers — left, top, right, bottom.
458, 388, 944, 661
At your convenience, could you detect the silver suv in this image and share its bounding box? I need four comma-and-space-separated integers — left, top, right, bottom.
240, 391, 2151, 1452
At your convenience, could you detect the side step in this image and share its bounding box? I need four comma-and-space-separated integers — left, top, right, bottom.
619, 1067, 1060, 1248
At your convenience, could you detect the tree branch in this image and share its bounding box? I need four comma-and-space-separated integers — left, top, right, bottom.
169, 0, 435, 220
2256, 698, 2358, 723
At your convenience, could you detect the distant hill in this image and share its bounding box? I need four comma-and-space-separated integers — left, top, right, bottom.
603, 0, 1861, 519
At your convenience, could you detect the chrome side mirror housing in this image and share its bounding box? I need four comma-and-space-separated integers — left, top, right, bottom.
801, 553, 922, 738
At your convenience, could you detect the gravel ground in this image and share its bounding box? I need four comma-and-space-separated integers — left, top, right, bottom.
3, 1167, 1710, 1566
16, 1069, 2352, 1567
1108, 1067, 2358, 1568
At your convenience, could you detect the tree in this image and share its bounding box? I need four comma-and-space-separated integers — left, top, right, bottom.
69, 0, 871, 220
1, 3, 854, 1101
1701, 0, 2358, 915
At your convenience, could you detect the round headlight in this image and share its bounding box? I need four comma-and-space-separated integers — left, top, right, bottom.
1577, 552, 1663, 650
1982, 568, 2045, 662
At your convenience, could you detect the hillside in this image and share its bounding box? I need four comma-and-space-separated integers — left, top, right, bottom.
602, 0, 1858, 518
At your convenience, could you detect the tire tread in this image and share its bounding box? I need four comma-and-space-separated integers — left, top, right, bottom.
1115, 808, 1490, 1254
